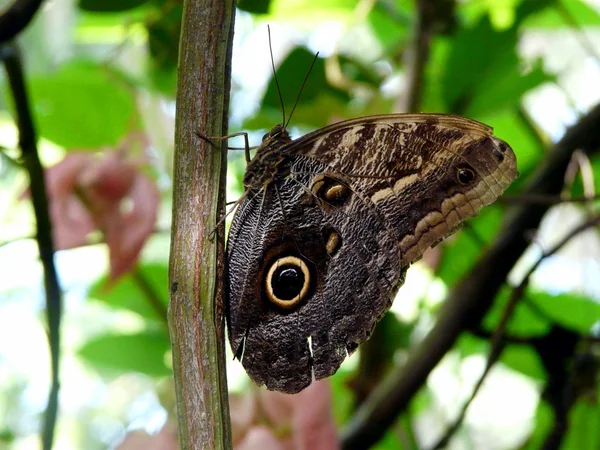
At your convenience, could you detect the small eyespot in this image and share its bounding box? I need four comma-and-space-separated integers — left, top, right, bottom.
265, 256, 310, 309
311, 176, 350, 205
456, 166, 475, 185
324, 184, 350, 202
262, 132, 270, 141
325, 230, 342, 255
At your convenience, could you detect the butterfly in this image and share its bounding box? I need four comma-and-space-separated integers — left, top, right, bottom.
224, 112, 518, 394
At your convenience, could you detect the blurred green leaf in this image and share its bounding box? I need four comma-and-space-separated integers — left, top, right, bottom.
521, 400, 554, 449
562, 398, 600, 449
79, 331, 171, 376
146, 4, 182, 95
483, 287, 552, 337
458, 334, 547, 380
89, 263, 169, 323
465, 61, 554, 117
524, 0, 600, 28
262, 47, 349, 118
237, 0, 271, 14
79, 0, 150, 12
29, 61, 135, 148
460, 0, 522, 30
367, 1, 411, 55
436, 205, 504, 285
441, 13, 553, 116
330, 369, 355, 425
265, 0, 356, 24
500, 344, 547, 381
528, 291, 600, 333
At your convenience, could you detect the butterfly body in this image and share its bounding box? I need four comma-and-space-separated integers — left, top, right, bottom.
225, 114, 518, 394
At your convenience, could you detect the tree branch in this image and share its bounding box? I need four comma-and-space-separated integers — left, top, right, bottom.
431, 213, 600, 449
340, 103, 600, 449
1, 43, 62, 450
0, 0, 45, 43
167, 0, 235, 448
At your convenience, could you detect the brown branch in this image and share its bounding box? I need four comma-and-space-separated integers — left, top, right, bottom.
340, 103, 600, 450
398, 0, 433, 113
0, 0, 44, 43
431, 213, 600, 449
167, 0, 235, 448
398, 0, 455, 113
1, 43, 62, 450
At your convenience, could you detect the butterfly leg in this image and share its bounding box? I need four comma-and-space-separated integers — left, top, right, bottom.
196, 130, 253, 163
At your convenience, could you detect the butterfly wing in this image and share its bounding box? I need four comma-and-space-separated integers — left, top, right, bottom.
226, 114, 518, 393
285, 114, 518, 266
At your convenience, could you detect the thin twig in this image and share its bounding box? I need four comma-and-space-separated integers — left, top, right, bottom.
0, 0, 45, 43
430, 213, 600, 449
501, 193, 600, 205
1, 43, 62, 450
131, 266, 168, 326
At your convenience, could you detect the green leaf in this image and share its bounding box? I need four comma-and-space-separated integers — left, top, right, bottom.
29, 61, 135, 148
521, 400, 554, 449
237, 0, 271, 14
500, 344, 547, 381
442, 6, 554, 116
330, 369, 355, 425
79, 331, 171, 377
563, 399, 600, 449
441, 16, 520, 113
458, 334, 547, 380
528, 291, 600, 333
78, 0, 150, 12
262, 47, 349, 119
465, 61, 554, 117
483, 287, 552, 337
89, 263, 169, 323
436, 205, 505, 285
367, 2, 411, 55
265, 0, 356, 25
524, 0, 600, 28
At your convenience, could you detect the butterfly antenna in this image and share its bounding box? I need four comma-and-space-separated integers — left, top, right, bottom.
285, 51, 319, 129
267, 25, 286, 127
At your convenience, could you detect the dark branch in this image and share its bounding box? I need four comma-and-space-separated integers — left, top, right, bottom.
0, 0, 45, 43
1, 43, 62, 450
431, 213, 600, 449
340, 103, 600, 450
501, 193, 600, 205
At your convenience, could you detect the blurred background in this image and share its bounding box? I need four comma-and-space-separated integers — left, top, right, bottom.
1, 0, 600, 449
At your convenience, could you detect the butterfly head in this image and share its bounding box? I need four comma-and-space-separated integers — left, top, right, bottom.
261, 123, 291, 146
242, 124, 294, 191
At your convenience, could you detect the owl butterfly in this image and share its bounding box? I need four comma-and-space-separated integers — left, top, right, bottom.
224, 61, 518, 397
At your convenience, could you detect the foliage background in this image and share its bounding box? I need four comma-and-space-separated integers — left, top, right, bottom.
1, 0, 600, 448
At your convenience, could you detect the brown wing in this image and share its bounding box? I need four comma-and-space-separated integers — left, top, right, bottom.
226, 113, 518, 394
283, 114, 518, 265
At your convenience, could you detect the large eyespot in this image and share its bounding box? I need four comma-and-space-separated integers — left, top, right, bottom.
265, 256, 310, 309
456, 166, 475, 185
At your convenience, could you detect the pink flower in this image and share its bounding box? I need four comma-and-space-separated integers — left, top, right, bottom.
232, 380, 340, 450
25, 136, 159, 281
